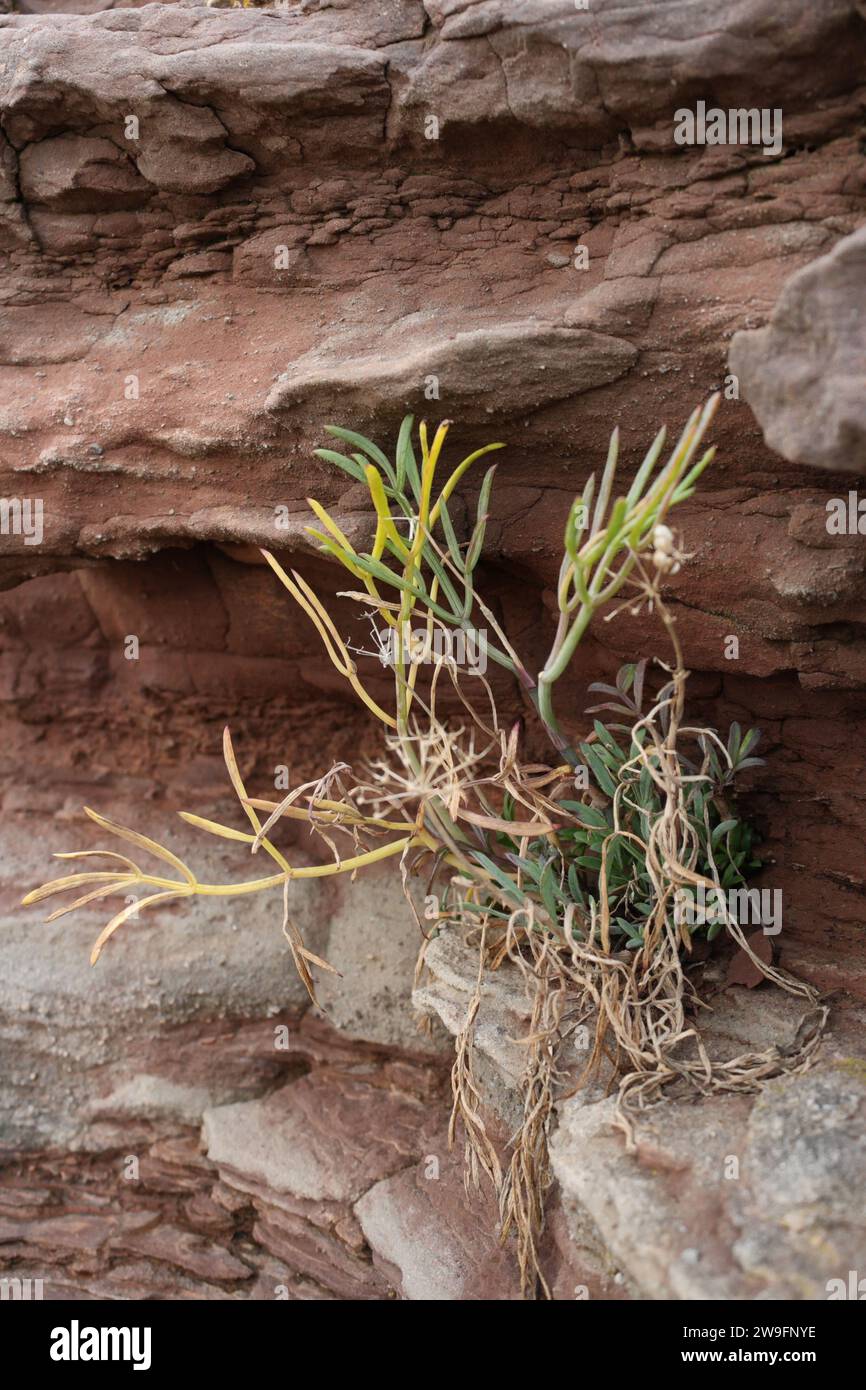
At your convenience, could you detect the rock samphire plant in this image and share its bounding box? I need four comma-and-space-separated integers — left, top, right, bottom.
25, 399, 826, 1297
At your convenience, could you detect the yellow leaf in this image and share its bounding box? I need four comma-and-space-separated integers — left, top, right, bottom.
262, 550, 397, 728
44, 879, 138, 923
22, 871, 133, 906
83, 808, 195, 885
53, 849, 139, 872
90, 891, 187, 965
457, 807, 555, 836
179, 812, 255, 843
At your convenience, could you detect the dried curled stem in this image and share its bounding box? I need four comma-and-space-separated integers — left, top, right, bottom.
433, 585, 825, 1297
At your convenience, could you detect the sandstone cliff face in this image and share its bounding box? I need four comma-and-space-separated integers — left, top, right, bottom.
1, 0, 865, 1300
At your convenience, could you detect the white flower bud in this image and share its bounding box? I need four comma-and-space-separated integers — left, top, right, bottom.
652, 524, 674, 552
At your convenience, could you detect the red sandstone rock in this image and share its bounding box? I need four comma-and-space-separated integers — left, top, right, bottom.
1, 0, 866, 1302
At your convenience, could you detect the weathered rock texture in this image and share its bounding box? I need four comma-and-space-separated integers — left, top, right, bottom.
1, 0, 865, 1299
417, 932, 866, 1301
731, 224, 866, 474
0, 1015, 530, 1300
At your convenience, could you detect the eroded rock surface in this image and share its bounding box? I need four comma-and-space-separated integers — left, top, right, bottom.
731, 225, 866, 474
418, 930, 866, 1301
1, 0, 866, 1300
0, 0, 862, 974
